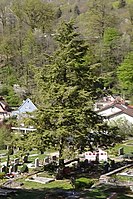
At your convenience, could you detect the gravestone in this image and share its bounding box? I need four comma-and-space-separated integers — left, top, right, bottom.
0, 167, 2, 172
14, 158, 19, 165
52, 156, 57, 162
35, 158, 39, 168
12, 164, 18, 172
44, 157, 50, 164
23, 155, 28, 163
1, 165, 7, 173
9, 166, 13, 173
118, 147, 124, 156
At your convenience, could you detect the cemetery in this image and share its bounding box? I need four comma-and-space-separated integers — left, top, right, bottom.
0, 141, 133, 198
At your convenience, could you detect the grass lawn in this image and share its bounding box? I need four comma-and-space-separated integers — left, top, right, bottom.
107, 139, 133, 158
0, 149, 57, 165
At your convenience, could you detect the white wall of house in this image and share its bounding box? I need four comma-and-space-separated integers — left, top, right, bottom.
85, 149, 108, 162
98, 107, 121, 117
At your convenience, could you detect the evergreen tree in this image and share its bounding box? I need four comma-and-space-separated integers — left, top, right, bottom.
33, 21, 115, 165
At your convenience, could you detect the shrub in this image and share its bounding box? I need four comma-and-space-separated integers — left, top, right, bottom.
44, 162, 57, 172
20, 164, 29, 173
0, 172, 5, 179
75, 177, 94, 190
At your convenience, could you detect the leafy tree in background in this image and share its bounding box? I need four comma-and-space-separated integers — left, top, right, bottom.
117, 51, 133, 97
13, 0, 54, 32
0, 126, 11, 150
1, 0, 55, 98
102, 27, 123, 90
110, 118, 133, 138
76, 0, 122, 94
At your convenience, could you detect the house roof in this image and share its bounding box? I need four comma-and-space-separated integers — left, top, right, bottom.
12, 98, 37, 116
96, 101, 133, 118
18, 98, 37, 112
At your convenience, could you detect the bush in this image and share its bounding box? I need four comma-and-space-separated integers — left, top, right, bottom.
44, 162, 58, 172
75, 177, 94, 190
0, 172, 5, 179
20, 164, 29, 173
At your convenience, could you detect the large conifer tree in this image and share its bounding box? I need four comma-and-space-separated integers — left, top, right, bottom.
33, 21, 116, 164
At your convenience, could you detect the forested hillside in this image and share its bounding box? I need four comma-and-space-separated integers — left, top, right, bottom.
0, 0, 133, 106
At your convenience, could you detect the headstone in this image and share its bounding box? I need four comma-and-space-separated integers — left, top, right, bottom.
104, 162, 110, 173
12, 164, 18, 172
14, 158, 19, 165
35, 158, 39, 168
1, 165, 7, 173
44, 157, 50, 164
0, 167, 2, 172
118, 147, 124, 156
52, 156, 57, 162
23, 155, 28, 163
9, 166, 13, 174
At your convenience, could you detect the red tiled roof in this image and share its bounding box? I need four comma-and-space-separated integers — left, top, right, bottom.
0, 100, 11, 112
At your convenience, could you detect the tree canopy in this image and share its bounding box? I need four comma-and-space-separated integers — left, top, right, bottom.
29, 21, 118, 163
117, 51, 133, 96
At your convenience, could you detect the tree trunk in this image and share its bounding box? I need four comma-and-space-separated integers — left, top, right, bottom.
59, 137, 64, 167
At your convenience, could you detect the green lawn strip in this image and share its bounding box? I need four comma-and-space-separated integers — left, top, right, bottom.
107, 141, 133, 158
16, 178, 72, 190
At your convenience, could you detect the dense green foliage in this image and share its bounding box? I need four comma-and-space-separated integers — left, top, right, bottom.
0, 126, 11, 149
0, 0, 133, 103
23, 21, 122, 163
75, 177, 94, 190
117, 51, 133, 96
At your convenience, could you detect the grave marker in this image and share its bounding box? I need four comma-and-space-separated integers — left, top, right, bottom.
35, 158, 39, 168
118, 147, 124, 156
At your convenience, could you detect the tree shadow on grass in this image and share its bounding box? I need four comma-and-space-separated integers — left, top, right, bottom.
0, 184, 133, 199
0, 188, 75, 199
84, 184, 133, 199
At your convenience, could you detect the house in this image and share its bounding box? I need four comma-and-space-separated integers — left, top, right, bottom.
85, 149, 108, 162
96, 97, 133, 124
12, 98, 37, 118
0, 96, 11, 122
